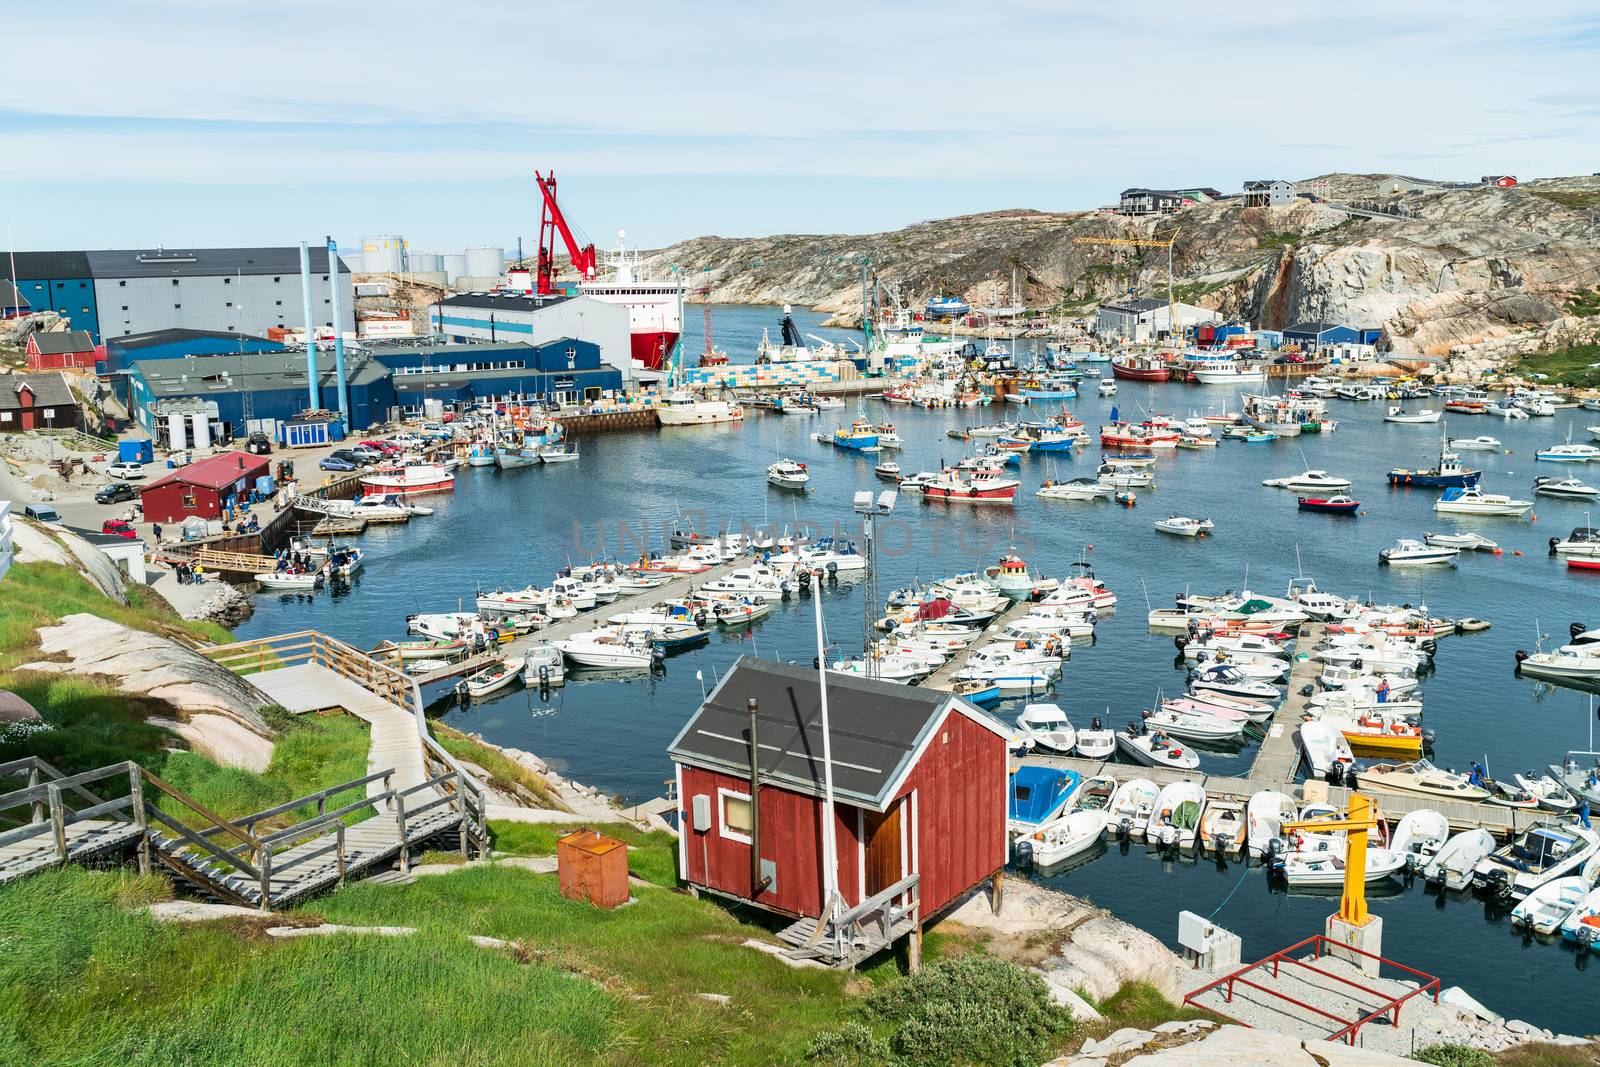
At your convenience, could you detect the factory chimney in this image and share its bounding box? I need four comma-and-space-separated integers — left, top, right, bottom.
326, 236, 350, 421
299, 242, 321, 411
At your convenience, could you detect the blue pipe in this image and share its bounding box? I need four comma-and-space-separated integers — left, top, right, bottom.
327, 237, 350, 420
299, 242, 320, 410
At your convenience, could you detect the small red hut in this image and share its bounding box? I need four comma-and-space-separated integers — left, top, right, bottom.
668, 658, 1009, 962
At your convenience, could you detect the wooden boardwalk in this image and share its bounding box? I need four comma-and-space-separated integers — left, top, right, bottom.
918, 599, 1037, 692
250, 663, 427, 795
1245, 623, 1324, 783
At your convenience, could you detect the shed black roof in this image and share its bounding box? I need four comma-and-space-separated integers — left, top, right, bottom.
1102, 297, 1168, 314
29, 330, 96, 355
667, 657, 1005, 811
1, 251, 93, 279
1283, 321, 1347, 335
0, 373, 76, 410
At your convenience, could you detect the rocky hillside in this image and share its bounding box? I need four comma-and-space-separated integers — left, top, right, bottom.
640, 174, 1600, 356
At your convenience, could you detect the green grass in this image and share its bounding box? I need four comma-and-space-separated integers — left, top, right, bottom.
487, 820, 680, 889
1495, 1042, 1600, 1067
1564, 288, 1600, 318
1094, 981, 1216, 1031
1514, 343, 1600, 388
1532, 190, 1600, 211
434, 722, 567, 810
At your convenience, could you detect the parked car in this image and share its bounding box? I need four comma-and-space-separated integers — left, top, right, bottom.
329, 448, 368, 467
95, 482, 138, 504
319, 456, 357, 472
22, 504, 61, 523
349, 445, 384, 463
101, 519, 138, 539
419, 423, 453, 439
360, 440, 402, 455
105, 461, 147, 480
245, 432, 273, 455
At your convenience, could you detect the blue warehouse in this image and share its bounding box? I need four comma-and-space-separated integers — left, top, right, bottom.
105, 328, 287, 373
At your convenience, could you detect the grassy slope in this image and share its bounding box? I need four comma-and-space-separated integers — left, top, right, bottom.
1516, 343, 1600, 388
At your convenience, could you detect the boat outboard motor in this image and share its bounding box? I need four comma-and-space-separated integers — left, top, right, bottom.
1550, 536, 1562, 554
1117, 814, 1133, 837
538, 664, 550, 685
1300, 684, 1315, 698
1091, 716, 1103, 732
1573, 622, 1588, 642
650, 647, 667, 671
1264, 836, 1285, 866
1326, 761, 1348, 786
1174, 634, 1188, 650
1013, 837, 1033, 864
1514, 649, 1529, 673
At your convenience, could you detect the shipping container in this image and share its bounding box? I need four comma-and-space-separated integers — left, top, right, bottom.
118, 439, 154, 464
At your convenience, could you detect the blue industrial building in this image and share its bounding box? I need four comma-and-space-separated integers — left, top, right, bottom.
105, 328, 286, 373
124, 338, 621, 442
1281, 321, 1372, 349
3, 252, 101, 341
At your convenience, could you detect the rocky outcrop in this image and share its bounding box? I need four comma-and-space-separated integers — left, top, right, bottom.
12, 521, 129, 604
1046, 1023, 1417, 1066
633, 173, 1600, 359
178, 582, 254, 627
23, 613, 275, 736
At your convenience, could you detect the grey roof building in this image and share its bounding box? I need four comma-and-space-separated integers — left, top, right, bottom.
28, 330, 96, 356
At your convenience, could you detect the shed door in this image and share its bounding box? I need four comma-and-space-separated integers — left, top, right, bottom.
863, 799, 903, 897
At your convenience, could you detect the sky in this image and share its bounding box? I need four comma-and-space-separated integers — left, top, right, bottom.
4, 1, 1600, 255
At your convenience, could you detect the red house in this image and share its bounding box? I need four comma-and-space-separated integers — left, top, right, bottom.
139, 450, 270, 523
668, 658, 1009, 965
0, 373, 80, 432
1481, 175, 1518, 188
26, 330, 102, 371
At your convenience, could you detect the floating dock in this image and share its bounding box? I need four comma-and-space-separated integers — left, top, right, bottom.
918, 599, 1038, 692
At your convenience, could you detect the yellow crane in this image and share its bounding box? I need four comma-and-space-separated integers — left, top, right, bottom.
1280, 792, 1381, 926
1072, 228, 1182, 338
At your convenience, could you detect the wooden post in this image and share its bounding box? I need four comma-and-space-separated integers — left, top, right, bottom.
990, 871, 1005, 915
336, 823, 347, 885
258, 847, 273, 911
395, 792, 410, 875
456, 773, 469, 859
48, 785, 68, 865
130, 766, 150, 876
28, 764, 44, 824
908, 921, 923, 974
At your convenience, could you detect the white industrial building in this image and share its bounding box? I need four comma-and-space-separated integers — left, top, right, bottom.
1095, 297, 1222, 342
430, 293, 634, 383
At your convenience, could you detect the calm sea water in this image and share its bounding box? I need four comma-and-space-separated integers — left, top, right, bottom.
237, 305, 1600, 1031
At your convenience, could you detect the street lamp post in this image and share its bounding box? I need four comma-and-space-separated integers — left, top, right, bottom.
852, 489, 897, 680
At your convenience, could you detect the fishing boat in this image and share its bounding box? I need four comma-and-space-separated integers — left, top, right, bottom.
1423, 531, 1498, 552
922, 469, 1020, 504
831, 418, 880, 451
1449, 435, 1501, 451
520, 643, 565, 687
1074, 717, 1116, 759
1358, 759, 1491, 802
656, 390, 745, 426
984, 554, 1051, 598
1298, 495, 1360, 514
950, 678, 1001, 706
1379, 539, 1458, 566
1433, 487, 1533, 516
1246, 790, 1298, 860
1388, 441, 1481, 488
1146, 781, 1206, 850
1384, 406, 1442, 424
360, 462, 455, 497
1191, 361, 1266, 385
255, 569, 324, 591
1263, 470, 1352, 492
1110, 354, 1171, 382
465, 443, 496, 467
1116, 722, 1200, 770
1107, 778, 1161, 838
766, 460, 809, 490
1014, 809, 1109, 867
1154, 516, 1213, 537
1421, 829, 1496, 891
1006, 766, 1082, 837
456, 657, 518, 699
1535, 476, 1599, 499
1100, 421, 1180, 450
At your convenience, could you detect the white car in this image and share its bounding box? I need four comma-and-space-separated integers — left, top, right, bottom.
105, 461, 147, 480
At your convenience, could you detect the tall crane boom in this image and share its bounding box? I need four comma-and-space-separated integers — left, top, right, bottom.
534, 171, 597, 296
1072, 228, 1182, 331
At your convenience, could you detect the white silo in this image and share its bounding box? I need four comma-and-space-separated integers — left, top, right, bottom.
442, 254, 468, 284
167, 410, 187, 451
361, 235, 406, 273
190, 412, 211, 450
407, 252, 444, 273
465, 246, 504, 279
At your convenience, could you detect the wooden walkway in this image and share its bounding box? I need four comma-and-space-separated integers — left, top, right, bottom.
918, 599, 1038, 692
249, 663, 427, 795
1246, 623, 1324, 782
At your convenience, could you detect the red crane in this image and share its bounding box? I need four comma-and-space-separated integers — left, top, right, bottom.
534, 170, 597, 296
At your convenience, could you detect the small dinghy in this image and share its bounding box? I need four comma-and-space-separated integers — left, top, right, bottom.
1155, 515, 1214, 537
1146, 781, 1206, 850
1246, 790, 1298, 861
1107, 777, 1160, 838
1279, 846, 1407, 887
1514, 771, 1576, 812
1511, 876, 1592, 935
1422, 829, 1496, 891
1117, 722, 1200, 770
1423, 531, 1498, 552
457, 657, 518, 699
520, 643, 565, 687
1389, 808, 1451, 867
1384, 406, 1441, 424
1140, 704, 1244, 743
1298, 720, 1355, 779
1015, 809, 1109, 867
1199, 796, 1247, 857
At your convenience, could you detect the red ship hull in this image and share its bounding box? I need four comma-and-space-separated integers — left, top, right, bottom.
633, 331, 680, 371
1111, 362, 1170, 382
924, 481, 1018, 504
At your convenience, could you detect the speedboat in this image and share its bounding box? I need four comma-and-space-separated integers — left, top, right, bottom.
1279, 846, 1407, 887
766, 460, 809, 490
1298, 720, 1355, 779
1549, 525, 1600, 557
1246, 790, 1298, 861
255, 569, 324, 591
456, 657, 519, 700
874, 461, 901, 481
1184, 690, 1276, 722
1074, 716, 1117, 759
1297, 495, 1360, 514
1535, 476, 1599, 499
1357, 759, 1491, 802
1015, 810, 1108, 867
1117, 722, 1200, 770
1513, 771, 1576, 812
1511, 877, 1593, 934
1016, 703, 1077, 754
1007, 766, 1081, 837
1155, 516, 1214, 537
1473, 822, 1600, 898
520, 643, 565, 687
1199, 796, 1247, 857
1107, 778, 1160, 839
1379, 539, 1458, 566
1095, 463, 1154, 488
1536, 443, 1600, 463
1262, 469, 1352, 492
1146, 780, 1206, 850
1515, 643, 1600, 681
1179, 632, 1288, 663
1422, 531, 1498, 552
1098, 379, 1117, 396
1188, 662, 1280, 701
1449, 435, 1501, 452
1140, 705, 1244, 743
1433, 487, 1533, 516
1384, 406, 1441, 424
556, 628, 659, 669
1037, 478, 1114, 502
1422, 829, 1496, 891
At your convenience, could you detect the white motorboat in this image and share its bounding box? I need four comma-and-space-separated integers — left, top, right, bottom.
1549, 525, 1600, 557
1140, 705, 1244, 743
1107, 778, 1160, 838
520, 643, 565, 687
1358, 759, 1492, 802
1246, 790, 1298, 860
1180, 632, 1288, 663
456, 657, 519, 700
1511, 877, 1593, 934
1513, 771, 1576, 813
556, 628, 659, 669
656, 390, 744, 426
1535, 476, 1599, 499
766, 460, 809, 490
1074, 716, 1117, 759
1422, 531, 1498, 552
1559, 885, 1600, 949
1536, 443, 1600, 463
1198, 796, 1247, 857
1015, 809, 1109, 867
1317, 665, 1418, 694
1262, 470, 1352, 492
1421, 829, 1496, 891
1449, 435, 1501, 452
1096, 463, 1154, 488
699, 565, 793, 599
1016, 703, 1077, 754
1549, 755, 1600, 807
1002, 613, 1096, 640
1379, 538, 1458, 566
1474, 822, 1600, 899
1280, 846, 1407, 887
1517, 643, 1600, 681
1145, 781, 1206, 850
1155, 516, 1214, 537
1298, 720, 1355, 779
1389, 808, 1451, 865
1488, 402, 1529, 419
1306, 688, 1423, 718
1182, 690, 1275, 724
1433, 487, 1533, 516
1188, 652, 1287, 682
1036, 478, 1114, 502
1117, 723, 1200, 770
255, 569, 324, 591
1384, 406, 1441, 424
1098, 379, 1117, 396
1188, 662, 1280, 701
830, 654, 932, 683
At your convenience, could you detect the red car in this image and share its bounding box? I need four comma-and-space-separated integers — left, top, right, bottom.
361, 440, 403, 455
101, 519, 138, 539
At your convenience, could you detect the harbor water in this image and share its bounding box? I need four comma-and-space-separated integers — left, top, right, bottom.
236, 305, 1600, 1032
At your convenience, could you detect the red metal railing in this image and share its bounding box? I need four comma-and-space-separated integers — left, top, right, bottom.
1183, 934, 1441, 1046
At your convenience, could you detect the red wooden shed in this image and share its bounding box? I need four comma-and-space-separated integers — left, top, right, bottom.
139, 450, 270, 523
25, 330, 102, 371
667, 658, 1009, 965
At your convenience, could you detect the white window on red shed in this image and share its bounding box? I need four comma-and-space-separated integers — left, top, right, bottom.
717, 787, 753, 843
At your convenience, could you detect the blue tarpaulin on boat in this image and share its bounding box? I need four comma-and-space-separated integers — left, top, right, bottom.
1008, 767, 1080, 826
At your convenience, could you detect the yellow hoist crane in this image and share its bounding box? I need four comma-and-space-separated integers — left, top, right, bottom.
1072, 228, 1182, 337
1280, 792, 1381, 926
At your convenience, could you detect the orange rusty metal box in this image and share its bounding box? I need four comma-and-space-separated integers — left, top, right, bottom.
557, 828, 630, 909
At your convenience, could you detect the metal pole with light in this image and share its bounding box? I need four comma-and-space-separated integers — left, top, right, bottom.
853, 489, 897, 681
811, 569, 840, 921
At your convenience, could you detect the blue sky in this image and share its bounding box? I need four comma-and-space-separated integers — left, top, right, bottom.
5, 1, 1599, 254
